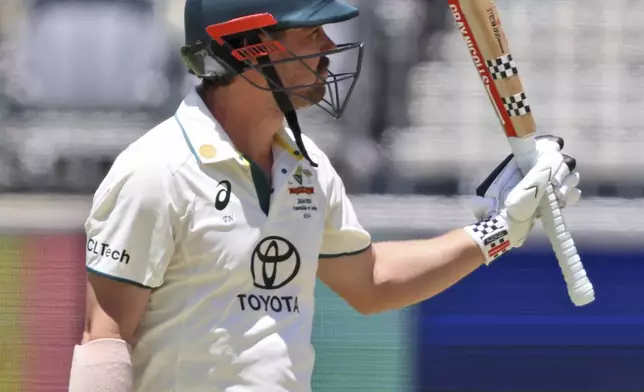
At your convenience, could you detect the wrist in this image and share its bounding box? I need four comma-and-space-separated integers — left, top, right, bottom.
463, 214, 512, 265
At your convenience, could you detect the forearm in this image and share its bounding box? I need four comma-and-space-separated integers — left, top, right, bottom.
369, 228, 485, 313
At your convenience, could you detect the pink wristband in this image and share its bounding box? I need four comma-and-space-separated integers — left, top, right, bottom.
68, 338, 133, 392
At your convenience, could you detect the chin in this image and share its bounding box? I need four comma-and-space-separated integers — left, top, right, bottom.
291, 85, 327, 109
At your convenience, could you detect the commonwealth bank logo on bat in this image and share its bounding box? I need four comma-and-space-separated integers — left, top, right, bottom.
236, 236, 301, 313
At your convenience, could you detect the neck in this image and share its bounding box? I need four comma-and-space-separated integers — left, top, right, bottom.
202, 83, 283, 170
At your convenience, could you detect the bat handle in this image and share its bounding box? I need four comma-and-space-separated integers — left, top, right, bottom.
509, 137, 595, 306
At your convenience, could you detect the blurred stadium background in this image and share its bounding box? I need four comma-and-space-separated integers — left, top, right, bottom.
1, 0, 643, 391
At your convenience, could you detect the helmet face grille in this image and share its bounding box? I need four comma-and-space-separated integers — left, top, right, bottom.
235, 37, 365, 121
183, 15, 364, 120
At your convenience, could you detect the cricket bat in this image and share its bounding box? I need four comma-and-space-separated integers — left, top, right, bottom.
448, 0, 595, 306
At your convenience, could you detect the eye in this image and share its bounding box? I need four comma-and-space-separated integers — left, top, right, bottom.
310, 27, 321, 37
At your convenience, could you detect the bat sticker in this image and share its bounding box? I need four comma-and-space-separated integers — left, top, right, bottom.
502, 92, 532, 117
486, 54, 518, 80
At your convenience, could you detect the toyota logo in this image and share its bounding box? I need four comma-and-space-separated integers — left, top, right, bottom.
251, 236, 301, 290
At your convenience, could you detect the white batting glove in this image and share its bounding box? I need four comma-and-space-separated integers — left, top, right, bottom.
463, 136, 581, 265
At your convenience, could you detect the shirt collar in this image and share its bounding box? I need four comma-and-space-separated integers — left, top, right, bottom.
175, 86, 304, 165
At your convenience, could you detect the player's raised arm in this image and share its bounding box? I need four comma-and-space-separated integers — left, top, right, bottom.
68, 151, 183, 392
318, 137, 580, 315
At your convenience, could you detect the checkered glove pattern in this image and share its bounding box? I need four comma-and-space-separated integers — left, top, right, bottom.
464, 215, 512, 264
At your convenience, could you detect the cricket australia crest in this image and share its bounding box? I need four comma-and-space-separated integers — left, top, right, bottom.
288, 165, 315, 195
288, 165, 318, 219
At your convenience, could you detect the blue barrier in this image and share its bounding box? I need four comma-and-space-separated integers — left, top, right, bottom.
414, 245, 644, 391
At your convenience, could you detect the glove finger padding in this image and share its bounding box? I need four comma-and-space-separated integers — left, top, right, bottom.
561, 188, 582, 208
554, 171, 581, 208
504, 151, 560, 222
534, 135, 564, 154
472, 136, 580, 219
549, 156, 572, 188
464, 135, 580, 265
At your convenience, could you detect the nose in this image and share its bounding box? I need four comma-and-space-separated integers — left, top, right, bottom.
320, 31, 337, 52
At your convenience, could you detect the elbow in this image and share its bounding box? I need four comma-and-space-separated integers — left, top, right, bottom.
352, 261, 396, 315
351, 290, 395, 315
350, 298, 381, 315
355, 303, 383, 316
348, 281, 391, 316
336, 287, 384, 315
347, 302, 378, 316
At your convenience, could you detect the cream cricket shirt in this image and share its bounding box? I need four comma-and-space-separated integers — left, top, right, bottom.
84, 87, 371, 392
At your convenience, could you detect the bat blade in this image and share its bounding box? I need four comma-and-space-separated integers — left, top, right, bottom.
449, 0, 595, 306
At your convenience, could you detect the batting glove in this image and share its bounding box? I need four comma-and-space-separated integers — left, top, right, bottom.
463, 135, 581, 265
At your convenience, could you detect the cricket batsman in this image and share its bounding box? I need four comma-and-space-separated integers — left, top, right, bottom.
68, 0, 582, 391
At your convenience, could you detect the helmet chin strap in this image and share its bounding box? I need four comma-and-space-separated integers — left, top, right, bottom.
248, 34, 318, 168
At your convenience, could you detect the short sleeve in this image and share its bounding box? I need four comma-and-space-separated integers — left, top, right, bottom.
84, 158, 178, 289
319, 160, 371, 258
